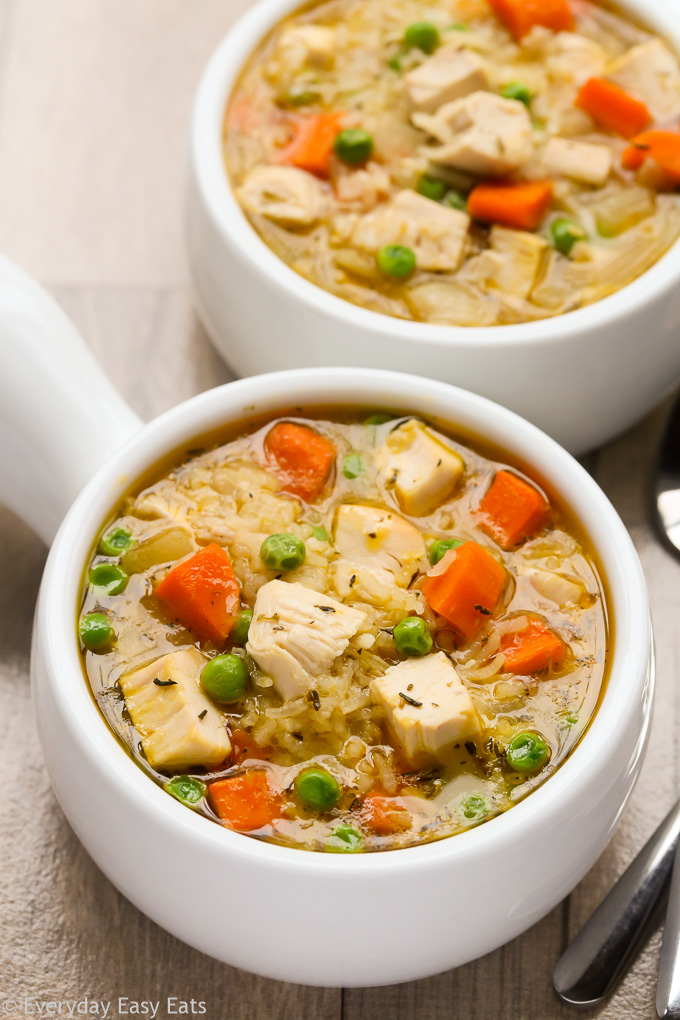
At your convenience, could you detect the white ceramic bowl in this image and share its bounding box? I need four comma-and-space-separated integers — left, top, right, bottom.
187, 0, 680, 456
0, 255, 653, 987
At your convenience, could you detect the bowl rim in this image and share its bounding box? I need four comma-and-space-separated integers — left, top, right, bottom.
40, 367, 652, 874
189, 0, 680, 349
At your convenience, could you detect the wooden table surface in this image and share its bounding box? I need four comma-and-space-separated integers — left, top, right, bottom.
0, 1, 678, 1017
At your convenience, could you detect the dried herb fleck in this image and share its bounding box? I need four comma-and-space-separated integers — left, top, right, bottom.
307, 689, 321, 711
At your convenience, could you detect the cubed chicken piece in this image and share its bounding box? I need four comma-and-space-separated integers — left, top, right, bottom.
528, 568, 584, 606
407, 279, 502, 326
333, 504, 427, 587
471, 226, 548, 299
405, 46, 490, 113
605, 40, 680, 121
545, 32, 606, 85
246, 580, 366, 700
352, 190, 469, 272
381, 420, 464, 517
120, 649, 230, 770
238, 165, 329, 227
371, 653, 481, 767
541, 137, 613, 187
414, 91, 533, 176
278, 25, 336, 69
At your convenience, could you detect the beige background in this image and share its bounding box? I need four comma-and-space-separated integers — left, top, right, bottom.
0, 1, 678, 1017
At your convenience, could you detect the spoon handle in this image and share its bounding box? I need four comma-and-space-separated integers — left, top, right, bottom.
656, 838, 680, 1017
554, 799, 680, 1008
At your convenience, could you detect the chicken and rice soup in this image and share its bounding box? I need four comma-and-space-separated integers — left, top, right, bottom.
79, 411, 609, 853
225, 0, 680, 326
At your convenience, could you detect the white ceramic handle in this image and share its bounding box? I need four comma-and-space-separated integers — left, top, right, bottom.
0, 255, 142, 544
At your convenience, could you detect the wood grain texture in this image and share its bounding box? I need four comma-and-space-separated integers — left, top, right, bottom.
0, 1, 677, 1017
0, 0, 253, 288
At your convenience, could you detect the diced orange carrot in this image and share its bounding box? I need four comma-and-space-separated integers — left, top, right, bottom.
421, 541, 507, 641
467, 181, 553, 231
488, 0, 574, 40
228, 730, 273, 765
576, 78, 651, 139
622, 145, 646, 172
622, 131, 680, 182
264, 421, 336, 502
477, 470, 550, 550
500, 617, 566, 674
279, 111, 345, 177
362, 794, 412, 835
209, 771, 281, 831
155, 543, 240, 644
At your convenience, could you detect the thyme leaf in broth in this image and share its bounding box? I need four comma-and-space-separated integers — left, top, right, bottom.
307, 689, 321, 711
153, 678, 178, 687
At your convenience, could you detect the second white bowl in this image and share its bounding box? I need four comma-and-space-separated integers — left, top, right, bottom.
186, 0, 680, 456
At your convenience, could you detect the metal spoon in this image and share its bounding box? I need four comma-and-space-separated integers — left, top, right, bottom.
654, 392, 680, 559
654, 394, 680, 1019
554, 392, 680, 1009
553, 798, 680, 1007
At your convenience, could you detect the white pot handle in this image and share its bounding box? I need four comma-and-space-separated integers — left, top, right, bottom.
0, 255, 143, 544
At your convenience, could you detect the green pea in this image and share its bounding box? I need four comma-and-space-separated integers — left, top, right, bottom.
284, 82, 321, 107
417, 174, 448, 202
429, 538, 463, 565
326, 824, 363, 853
377, 244, 416, 279
334, 128, 374, 166
98, 527, 135, 557
364, 412, 394, 426
506, 732, 551, 773
88, 562, 129, 596
260, 533, 306, 572
462, 794, 488, 821
551, 218, 587, 256
502, 81, 532, 107
164, 775, 207, 808
394, 616, 433, 657
294, 767, 342, 812
231, 609, 253, 645
201, 654, 248, 703
404, 20, 440, 54
312, 526, 330, 542
387, 52, 405, 72
343, 453, 364, 479
442, 189, 468, 211
79, 613, 114, 651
